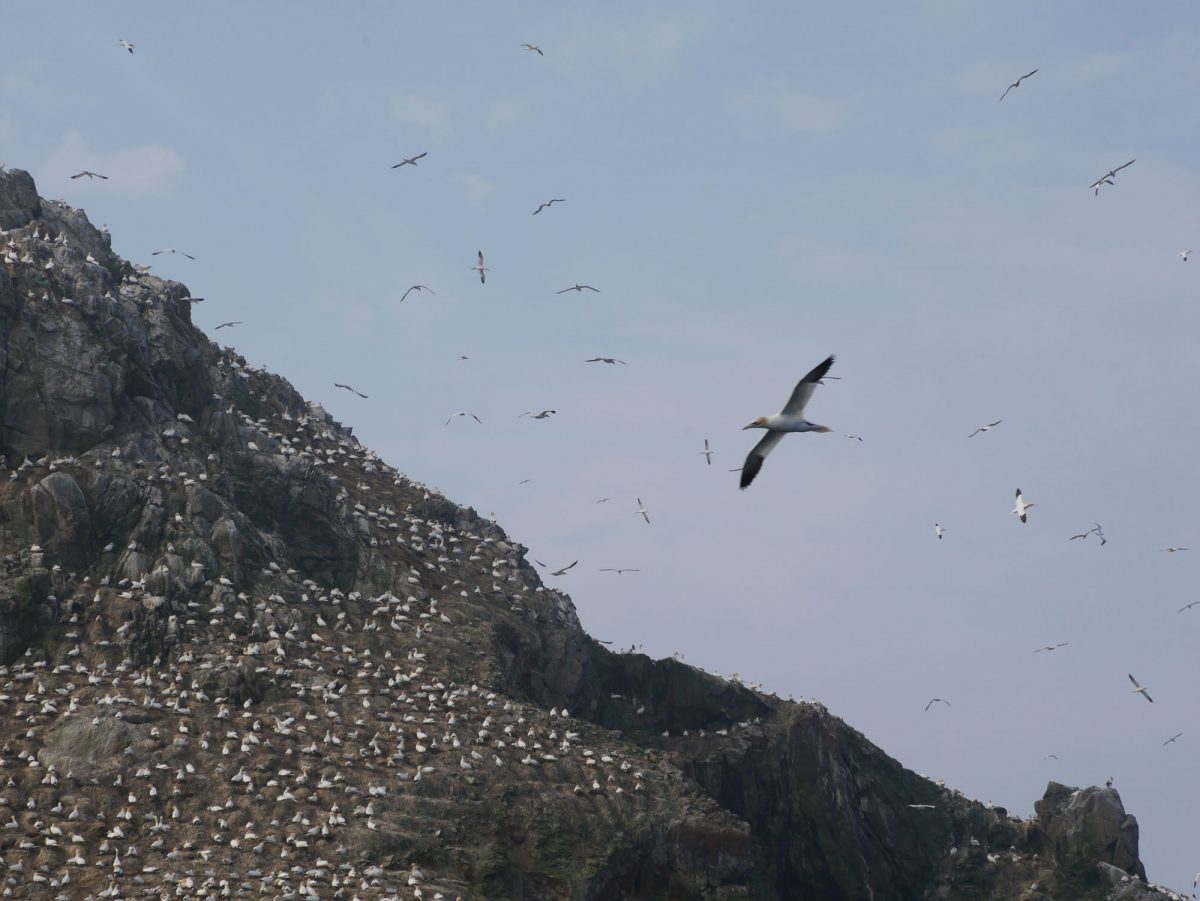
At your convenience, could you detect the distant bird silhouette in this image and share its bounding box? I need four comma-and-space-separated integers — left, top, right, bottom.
334, 383, 367, 399
557, 284, 599, 294
1128, 673, 1153, 703
521, 43, 544, 56
214, 321, 242, 330
446, 411, 482, 425
999, 68, 1038, 101
400, 285, 435, 303
118, 39, 134, 54
924, 698, 950, 711
70, 170, 108, 180
152, 248, 196, 260
391, 152, 427, 168
585, 357, 626, 365
533, 199, 565, 215
472, 251, 488, 283
968, 419, 1002, 438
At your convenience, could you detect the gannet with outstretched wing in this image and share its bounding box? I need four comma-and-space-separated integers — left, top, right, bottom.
740, 355, 834, 489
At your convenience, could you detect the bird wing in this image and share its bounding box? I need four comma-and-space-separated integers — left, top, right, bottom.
1114, 158, 1135, 172
740, 431, 785, 489
988, 420, 1003, 427
781, 355, 835, 415
400, 287, 415, 302
1128, 674, 1141, 689
999, 85, 1015, 102
1020, 68, 1039, 81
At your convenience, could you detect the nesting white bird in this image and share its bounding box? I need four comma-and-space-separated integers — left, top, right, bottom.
1011, 488, 1034, 523
1128, 673, 1153, 703
740, 355, 834, 489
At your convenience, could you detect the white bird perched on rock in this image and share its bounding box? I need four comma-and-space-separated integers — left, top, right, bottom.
1128, 673, 1153, 703
740, 355, 834, 489
1011, 488, 1034, 523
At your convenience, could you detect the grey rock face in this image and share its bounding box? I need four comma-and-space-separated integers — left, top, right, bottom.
1035, 782, 1146, 884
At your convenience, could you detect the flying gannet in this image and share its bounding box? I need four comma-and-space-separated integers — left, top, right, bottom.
533, 199, 565, 215
586, 357, 626, 365
1180, 250, 1192, 262
1090, 159, 1134, 195
1034, 642, 1069, 653
1161, 547, 1189, 553
1162, 732, 1182, 745
152, 248, 196, 259
391, 152, 427, 168
924, 698, 950, 712
999, 68, 1039, 102
1179, 600, 1200, 612
214, 321, 242, 330
1128, 673, 1153, 703
333, 383, 368, 398
521, 410, 556, 419
472, 251, 488, 283
739, 355, 834, 489
1011, 488, 1034, 523
118, 39, 134, 53
934, 523, 945, 540
1070, 523, 1106, 545
70, 171, 108, 180
968, 419, 1002, 438
599, 568, 640, 574
548, 560, 578, 576
445, 411, 482, 425
400, 285, 435, 303
700, 439, 712, 465
636, 498, 650, 524
556, 284, 599, 294
521, 43, 544, 55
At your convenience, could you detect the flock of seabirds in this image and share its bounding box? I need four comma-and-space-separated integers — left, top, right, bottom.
14, 37, 1192, 894
73, 40, 1199, 740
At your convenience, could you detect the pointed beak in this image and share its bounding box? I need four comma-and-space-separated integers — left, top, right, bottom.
816, 426, 832, 433
742, 423, 755, 430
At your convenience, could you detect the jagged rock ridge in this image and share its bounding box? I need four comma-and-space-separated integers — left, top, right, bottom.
0, 168, 1180, 899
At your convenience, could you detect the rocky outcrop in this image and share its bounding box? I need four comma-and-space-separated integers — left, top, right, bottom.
0, 168, 1179, 899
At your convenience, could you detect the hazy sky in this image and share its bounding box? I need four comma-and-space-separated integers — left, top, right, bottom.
5, 1, 1199, 891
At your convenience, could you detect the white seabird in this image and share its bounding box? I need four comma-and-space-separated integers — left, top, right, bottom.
521, 409, 556, 420
701, 439, 712, 465
586, 357, 626, 365
1128, 673, 1153, 703
968, 419, 1002, 438
636, 498, 650, 524
445, 411, 482, 426
214, 321, 242, 330
1011, 488, 1034, 523
472, 251, 488, 284
1161, 546, 1189, 553
70, 170, 108, 180
556, 284, 599, 294
333, 383, 368, 399
533, 199, 565, 215
934, 523, 945, 540
521, 43, 544, 56
1034, 642, 1068, 653
1180, 250, 1192, 262
999, 68, 1038, 102
118, 39, 134, 54
152, 248, 196, 260
739, 355, 834, 489
1090, 159, 1134, 195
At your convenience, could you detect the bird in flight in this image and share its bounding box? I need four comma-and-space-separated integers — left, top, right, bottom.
968, 419, 1002, 438
636, 498, 650, 524
556, 284, 599, 294
1034, 642, 1069, 653
391, 152, 427, 168
334, 383, 368, 398
533, 199, 565, 215
400, 285, 435, 303
214, 321, 242, 330
1161, 547, 1189, 553
1180, 250, 1192, 262
547, 560, 578, 576
445, 411, 482, 426
70, 170, 108, 180
521, 43, 543, 56
1162, 732, 1183, 746
118, 39, 134, 54
1070, 523, 1106, 545
739, 355, 835, 489
700, 439, 713, 465
1179, 600, 1200, 612
522, 410, 556, 420
1090, 159, 1135, 195
999, 68, 1039, 102
586, 357, 627, 365
1011, 488, 1034, 523
152, 248, 196, 260
599, 568, 640, 575
472, 251, 488, 284
924, 698, 950, 712
907, 804, 936, 810
1128, 673, 1153, 703
933, 523, 945, 540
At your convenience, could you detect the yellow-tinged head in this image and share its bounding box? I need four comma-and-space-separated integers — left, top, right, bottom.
743, 416, 770, 430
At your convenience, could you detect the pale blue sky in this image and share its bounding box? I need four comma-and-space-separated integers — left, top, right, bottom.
5, 2, 1200, 890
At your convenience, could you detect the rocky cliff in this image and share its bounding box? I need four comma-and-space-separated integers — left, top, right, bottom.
0, 168, 1181, 899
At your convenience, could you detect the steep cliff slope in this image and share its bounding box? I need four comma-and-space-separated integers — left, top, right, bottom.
0, 168, 1180, 899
